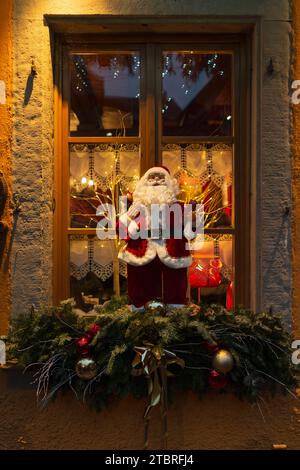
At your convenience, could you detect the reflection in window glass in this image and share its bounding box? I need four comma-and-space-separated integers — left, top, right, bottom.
162, 52, 232, 136
190, 234, 233, 307
70, 53, 140, 136
163, 143, 233, 228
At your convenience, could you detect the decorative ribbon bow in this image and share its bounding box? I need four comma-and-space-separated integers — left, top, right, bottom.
132, 342, 185, 449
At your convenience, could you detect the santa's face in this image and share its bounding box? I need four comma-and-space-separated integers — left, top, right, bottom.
133, 167, 179, 206
146, 171, 166, 187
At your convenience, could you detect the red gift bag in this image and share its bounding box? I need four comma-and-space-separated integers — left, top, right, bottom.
189, 255, 222, 288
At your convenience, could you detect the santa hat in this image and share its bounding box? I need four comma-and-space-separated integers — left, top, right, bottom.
143, 166, 171, 179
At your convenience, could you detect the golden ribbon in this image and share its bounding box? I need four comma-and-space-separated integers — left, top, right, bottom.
132, 342, 185, 449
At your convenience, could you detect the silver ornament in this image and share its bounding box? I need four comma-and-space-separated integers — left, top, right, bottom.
144, 300, 166, 315
212, 349, 234, 374
76, 357, 98, 380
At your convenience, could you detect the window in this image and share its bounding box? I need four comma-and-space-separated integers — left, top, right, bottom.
54, 33, 250, 313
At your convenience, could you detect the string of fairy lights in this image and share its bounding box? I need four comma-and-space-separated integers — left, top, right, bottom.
73, 52, 227, 115
161, 52, 225, 114
71, 52, 231, 228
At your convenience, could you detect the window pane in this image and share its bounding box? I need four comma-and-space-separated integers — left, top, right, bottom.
190, 234, 233, 307
69, 143, 140, 228
162, 52, 232, 136
163, 143, 233, 228
70, 53, 141, 136
70, 236, 127, 314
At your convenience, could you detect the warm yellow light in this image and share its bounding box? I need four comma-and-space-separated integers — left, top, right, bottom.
81, 176, 87, 184
88, 179, 94, 187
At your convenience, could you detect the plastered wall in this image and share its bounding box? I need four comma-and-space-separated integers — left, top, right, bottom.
1, 371, 300, 450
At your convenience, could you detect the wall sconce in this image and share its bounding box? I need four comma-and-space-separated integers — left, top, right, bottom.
31, 59, 37, 77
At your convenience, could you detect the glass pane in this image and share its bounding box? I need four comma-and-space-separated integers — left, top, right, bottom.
190, 234, 233, 307
69, 236, 127, 314
162, 52, 232, 136
69, 143, 140, 228
163, 143, 233, 228
70, 53, 141, 136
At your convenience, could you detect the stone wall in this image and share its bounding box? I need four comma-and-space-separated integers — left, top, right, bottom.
0, 0, 12, 334
292, 0, 300, 338
1, 370, 300, 450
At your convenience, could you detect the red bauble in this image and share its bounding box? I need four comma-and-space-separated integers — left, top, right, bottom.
86, 323, 100, 340
76, 336, 90, 356
203, 341, 219, 354
126, 191, 133, 203
208, 369, 229, 389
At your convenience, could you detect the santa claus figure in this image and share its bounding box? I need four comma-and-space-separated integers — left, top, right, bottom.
118, 166, 195, 311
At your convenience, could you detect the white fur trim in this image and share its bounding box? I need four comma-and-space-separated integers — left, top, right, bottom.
118, 240, 157, 266
143, 167, 170, 179
128, 220, 140, 237
118, 239, 192, 268
153, 240, 192, 268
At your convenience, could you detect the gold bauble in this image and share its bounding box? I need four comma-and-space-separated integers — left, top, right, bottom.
75, 357, 98, 380
144, 300, 166, 315
212, 349, 234, 374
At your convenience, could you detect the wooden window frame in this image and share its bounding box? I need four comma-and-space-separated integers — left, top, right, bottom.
53, 31, 251, 308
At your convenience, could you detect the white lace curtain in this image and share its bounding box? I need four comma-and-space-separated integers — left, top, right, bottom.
162, 143, 232, 188
70, 237, 127, 282
70, 143, 140, 193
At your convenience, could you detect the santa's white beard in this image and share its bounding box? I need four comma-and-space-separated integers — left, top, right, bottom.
133, 183, 177, 205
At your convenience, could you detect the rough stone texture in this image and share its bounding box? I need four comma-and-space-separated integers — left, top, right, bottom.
261, 20, 293, 327
0, 370, 300, 450
12, 11, 54, 315
0, 0, 13, 335
292, 0, 300, 338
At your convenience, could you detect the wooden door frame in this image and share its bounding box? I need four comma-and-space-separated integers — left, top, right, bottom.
53, 30, 252, 308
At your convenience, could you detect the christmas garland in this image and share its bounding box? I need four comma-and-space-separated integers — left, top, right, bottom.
6, 298, 298, 448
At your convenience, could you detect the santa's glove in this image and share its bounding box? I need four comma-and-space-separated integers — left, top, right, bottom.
128, 220, 141, 238
127, 203, 141, 219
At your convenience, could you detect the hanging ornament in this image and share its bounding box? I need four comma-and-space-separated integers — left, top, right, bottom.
208, 369, 229, 389
76, 336, 90, 357
85, 323, 100, 341
126, 191, 133, 204
212, 349, 234, 374
144, 300, 166, 315
76, 357, 98, 380
203, 341, 219, 354
187, 303, 201, 317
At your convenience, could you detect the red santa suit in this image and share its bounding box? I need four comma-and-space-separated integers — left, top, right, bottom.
118, 167, 194, 308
